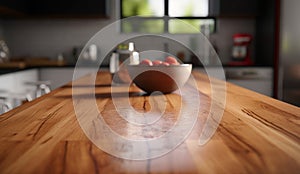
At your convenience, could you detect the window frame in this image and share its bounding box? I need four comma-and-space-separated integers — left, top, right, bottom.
120, 0, 216, 34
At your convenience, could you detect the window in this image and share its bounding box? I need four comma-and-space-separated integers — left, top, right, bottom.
120, 0, 215, 34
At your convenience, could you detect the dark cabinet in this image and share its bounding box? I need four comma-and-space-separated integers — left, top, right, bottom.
255, 0, 277, 66
0, 0, 108, 18
29, 0, 108, 18
0, 0, 29, 17
209, 0, 258, 17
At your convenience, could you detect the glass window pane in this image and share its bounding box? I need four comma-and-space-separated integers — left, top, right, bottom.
169, 0, 209, 17
122, 19, 164, 34
122, 0, 164, 17
169, 19, 215, 34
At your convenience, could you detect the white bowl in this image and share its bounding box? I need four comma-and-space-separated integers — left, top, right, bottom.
127, 64, 192, 93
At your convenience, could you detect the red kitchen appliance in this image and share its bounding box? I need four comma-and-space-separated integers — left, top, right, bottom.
228, 33, 253, 66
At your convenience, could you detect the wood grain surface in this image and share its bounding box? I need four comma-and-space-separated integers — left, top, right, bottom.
0, 69, 299, 174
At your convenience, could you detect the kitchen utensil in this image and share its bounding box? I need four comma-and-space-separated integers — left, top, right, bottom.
229, 33, 253, 66
25, 81, 51, 99
72, 44, 98, 63
0, 90, 12, 114
0, 40, 10, 63
109, 42, 139, 84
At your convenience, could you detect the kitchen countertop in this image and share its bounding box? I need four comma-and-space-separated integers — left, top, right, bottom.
0, 65, 74, 75
0, 64, 272, 75
0, 70, 299, 173
0, 64, 103, 75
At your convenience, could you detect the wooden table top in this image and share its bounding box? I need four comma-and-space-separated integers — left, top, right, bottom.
0, 70, 299, 174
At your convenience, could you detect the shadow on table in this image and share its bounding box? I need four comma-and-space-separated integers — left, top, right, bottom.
61, 84, 112, 88
53, 91, 150, 99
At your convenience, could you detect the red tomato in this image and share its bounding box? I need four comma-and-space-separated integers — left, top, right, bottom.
161, 62, 170, 66
139, 59, 153, 66
165, 56, 180, 65
152, 60, 163, 66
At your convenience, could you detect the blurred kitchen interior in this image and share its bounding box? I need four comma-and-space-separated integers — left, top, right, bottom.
0, 0, 299, 107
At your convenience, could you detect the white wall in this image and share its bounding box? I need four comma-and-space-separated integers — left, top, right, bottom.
0, 0, 255, 65
3, 19, 112, 60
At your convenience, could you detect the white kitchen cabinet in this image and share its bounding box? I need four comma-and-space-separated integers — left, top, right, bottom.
0, 69, 38, 93
196, 67, 226, 80
39, 68, 74, 89
0, 67, 102, 111
0, 69, 38, 109
39, 67, 100, 89
227, 79, 273, 96
225, 67, 273, 96
196, 67, 273, 96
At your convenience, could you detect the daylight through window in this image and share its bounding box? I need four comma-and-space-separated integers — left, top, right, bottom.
121, 0, 215, 34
